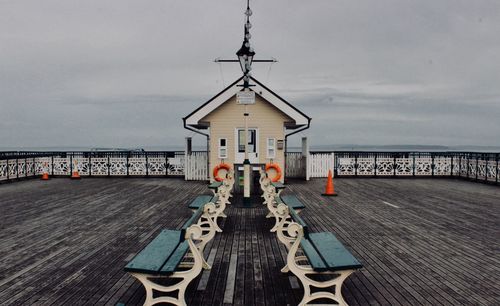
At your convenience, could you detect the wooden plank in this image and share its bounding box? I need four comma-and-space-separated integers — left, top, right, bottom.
0, 178, 499, 305
160, 241, 189, 274
300, 238, 328, 271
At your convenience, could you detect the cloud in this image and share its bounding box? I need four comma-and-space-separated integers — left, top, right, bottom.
1, 0, 499, 149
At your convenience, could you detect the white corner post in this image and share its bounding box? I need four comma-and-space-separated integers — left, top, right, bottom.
302, 137, 309, 181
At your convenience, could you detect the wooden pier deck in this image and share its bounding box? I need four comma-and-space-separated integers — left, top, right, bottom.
0, 178, 499, 305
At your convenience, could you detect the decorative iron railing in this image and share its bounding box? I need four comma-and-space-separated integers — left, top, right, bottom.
0, 151, 188, 182
1, 151, 498, 185
306, 151, 499, 185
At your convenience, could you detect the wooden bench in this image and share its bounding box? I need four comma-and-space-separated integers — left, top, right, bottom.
274, 203, 362, 306
124, 202, 218, 306
188, 194, 226, 232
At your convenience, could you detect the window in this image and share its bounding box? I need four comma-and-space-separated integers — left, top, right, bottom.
218, 138, 227, 159
238, 129, 257, 153
267, 138, 276, 159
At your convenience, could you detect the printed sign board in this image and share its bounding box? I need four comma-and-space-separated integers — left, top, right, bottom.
237, 91, 256, 105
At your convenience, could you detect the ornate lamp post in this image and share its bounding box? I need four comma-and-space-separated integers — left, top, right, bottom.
236, 0, 255, 205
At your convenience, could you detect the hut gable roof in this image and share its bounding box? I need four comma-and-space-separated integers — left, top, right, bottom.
183, 76, 310, 128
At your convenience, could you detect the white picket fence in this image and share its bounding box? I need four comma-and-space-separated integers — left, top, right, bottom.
184, 151, 208, 181
307, 152, 335, 178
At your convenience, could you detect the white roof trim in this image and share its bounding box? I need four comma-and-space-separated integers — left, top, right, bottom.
185, 78, 309, 127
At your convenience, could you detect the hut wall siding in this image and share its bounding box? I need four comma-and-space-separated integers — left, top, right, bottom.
201, 95, 291, 182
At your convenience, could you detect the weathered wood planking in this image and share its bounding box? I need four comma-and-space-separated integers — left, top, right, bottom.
0, 178, 499, 305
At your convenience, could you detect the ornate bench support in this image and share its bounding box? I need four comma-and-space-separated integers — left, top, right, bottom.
130, 225, 204, 306
286, 224, 355, 306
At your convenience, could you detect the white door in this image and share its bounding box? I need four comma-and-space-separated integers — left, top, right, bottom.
235, 128, 259, 164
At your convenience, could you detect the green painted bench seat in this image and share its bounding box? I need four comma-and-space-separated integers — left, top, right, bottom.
301, 232, 362, 272
124, 230, 187, 275
280, 195, 306, 209
188, 195, 214, 209
271, 182, 286, 190
208, 181, 223, 189
309, 232, 363, 271
125, 204, 206, 276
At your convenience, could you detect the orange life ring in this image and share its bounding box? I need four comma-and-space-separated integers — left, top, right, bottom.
265, 163, 282, 182
213, 163, 231, 182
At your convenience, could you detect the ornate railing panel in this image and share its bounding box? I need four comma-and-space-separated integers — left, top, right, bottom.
109, 158, 127, 176
395, 158, 413, 176
376, 158, 394, 176
415, 157, 432, 176
74, 157, 90, 176
148, 157, 167, 176
357, 158, 375, 175
337, 157, 355, 176
128, 157, 147, 175
53, 157, 70, 176
0, 160, 8, 181
434, 157, 452, 176
487, 161, 497, 182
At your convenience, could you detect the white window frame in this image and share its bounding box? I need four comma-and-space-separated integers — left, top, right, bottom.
218, 138, 228, 159
267, 137, 276, 159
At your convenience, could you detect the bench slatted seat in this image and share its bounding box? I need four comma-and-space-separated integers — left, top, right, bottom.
271, 182, 285, 189
125, 230, 184, 275
281, 195, 306, 210
304, 232, 362, 272
188, 195, 214, 209
208, 181, 223, 191
299, 238, 327, 271
124, 201, 218, 305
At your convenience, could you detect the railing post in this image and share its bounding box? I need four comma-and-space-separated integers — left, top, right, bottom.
165, 153, 168, 177
496, 154, 499, 184
475, 155, 479, 181
393, 154, 396, 176
126, 153, 130, 177
431, 154, 435, 177
354, 153, 358, 177
145, 153, 149, 177
70, 154, 73, 177
374, 154, 377, 177
413, 154, 416, 176
450, 153, 454, 177
89, 154, 92, 177
6, 158, 10, 181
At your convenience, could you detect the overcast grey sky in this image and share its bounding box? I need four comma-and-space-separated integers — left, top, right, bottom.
1, 0, 499, 149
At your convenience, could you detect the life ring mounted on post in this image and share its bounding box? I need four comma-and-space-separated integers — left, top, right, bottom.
265, 163, 282, 182
213, 163, 232, 182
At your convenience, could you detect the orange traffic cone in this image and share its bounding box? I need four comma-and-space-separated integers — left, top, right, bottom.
41, 162, 50, 180
71, 160, 81, 180
321, 170, 337, 196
